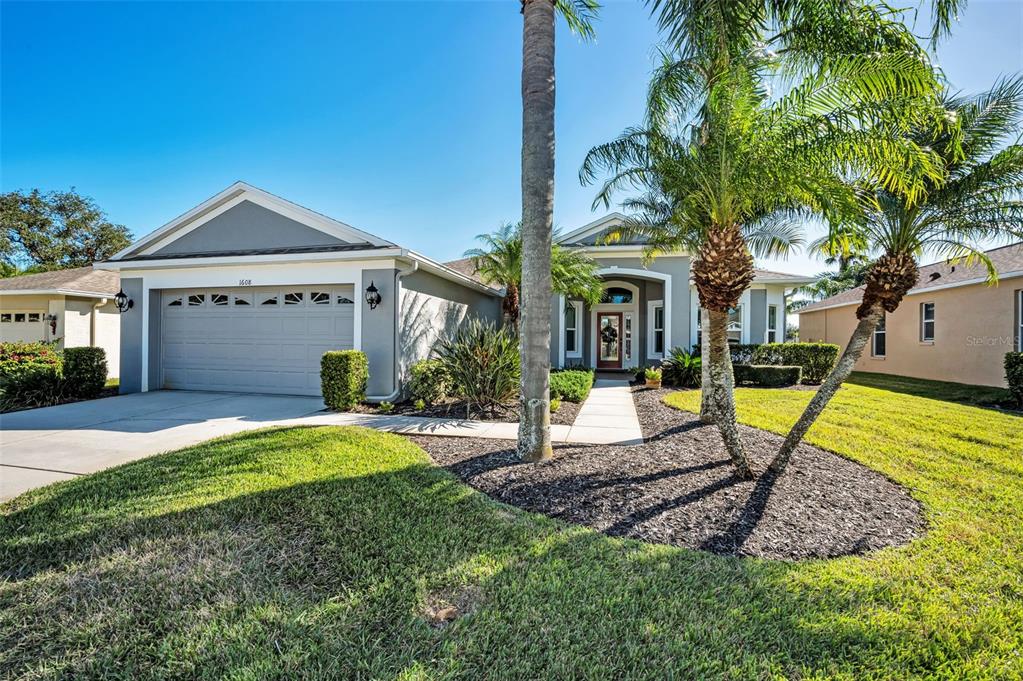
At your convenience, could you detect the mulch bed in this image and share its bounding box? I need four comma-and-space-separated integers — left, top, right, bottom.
350, 398, 582, 426
409, 387, 923, 561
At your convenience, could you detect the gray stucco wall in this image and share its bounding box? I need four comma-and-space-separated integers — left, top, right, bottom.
362, 268, 397, 397
154, 200, 349, 255
749, 289, 767, 345
395, 269, 501, 398
148, 290, 162, 389
118, 277, 144, 394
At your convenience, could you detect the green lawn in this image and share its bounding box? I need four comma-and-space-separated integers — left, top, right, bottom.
2, 384, 1021, 679
847, 371, 1013, 408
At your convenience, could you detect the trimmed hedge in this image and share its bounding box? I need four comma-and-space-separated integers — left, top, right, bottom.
409, 359, 449, 405
0, 341, 61, 376
1006, 352, 1023, 407
0, 365, 70, 412
733, 364, 802, 388
321, 350, 368, 410
64, 347, 107, 399
752, 342, 839, 384
550, 368, 594, 403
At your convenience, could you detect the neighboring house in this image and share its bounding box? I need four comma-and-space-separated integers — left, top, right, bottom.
798, 242, 1023, 388
95, 182, 502, 399
0, 267, 121, 377
450, 213, 814, 371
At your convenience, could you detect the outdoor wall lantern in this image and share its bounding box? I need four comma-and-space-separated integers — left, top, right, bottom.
364, 281, 382, 310
114, 289, 134, 313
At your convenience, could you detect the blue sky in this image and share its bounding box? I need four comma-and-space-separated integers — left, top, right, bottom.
2, 1, 1021, 276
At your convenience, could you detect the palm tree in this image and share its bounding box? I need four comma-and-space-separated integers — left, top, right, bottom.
771, 76, 1023, 473
518, 0, 598, 463
583, 45, 943, 479
464, 222, 603, 329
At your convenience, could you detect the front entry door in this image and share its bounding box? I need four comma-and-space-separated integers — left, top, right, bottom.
597, 312, 623, 369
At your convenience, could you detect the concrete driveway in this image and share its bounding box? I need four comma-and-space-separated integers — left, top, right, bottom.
0, 391, 325, 502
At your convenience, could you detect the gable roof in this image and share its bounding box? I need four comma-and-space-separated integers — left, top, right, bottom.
556, 213, 632, 246
0, 266, 120, 298
798, 242, 1023, 314
109, 181, 394, 261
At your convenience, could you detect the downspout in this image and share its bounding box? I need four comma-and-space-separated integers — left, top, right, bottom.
366, 260, 418, 402
90, 298, 108, 345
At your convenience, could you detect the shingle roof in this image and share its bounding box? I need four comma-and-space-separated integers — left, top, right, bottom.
442, 257, 486, 284
797, 242, 1023, 314
0, 266, 121, 296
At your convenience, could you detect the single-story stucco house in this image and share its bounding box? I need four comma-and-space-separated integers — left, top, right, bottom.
797, 242, 1023, 388
96, 182, 812, 399
0, 267, 121, 377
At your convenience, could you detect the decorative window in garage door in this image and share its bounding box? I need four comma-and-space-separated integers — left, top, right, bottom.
188, 294, 205, 307
232, 292, 253, 306
310, 291, 331, 305
166, 295, 183, 307
258, 292, 279, 306
284, 291, 304, 305
211, 293, 229, 306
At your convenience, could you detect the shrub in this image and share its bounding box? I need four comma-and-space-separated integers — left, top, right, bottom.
0, 341, 61, 376
644, 367, 662, 382
0, 365, 71, 412
729, 343, 761, 365
63, 347, 107, 399
378, 401, 394, 413
321, 350, 369, 410
550, 368, 594, 403
1006, 352, 1023, 407
409, 359, 450, 405
437, 318, 519, 416
733, 364, 802, 387
550, 397, 561, 413
752, 343, 839, 384
413, 398, 426, 411
661, 347, 701, 388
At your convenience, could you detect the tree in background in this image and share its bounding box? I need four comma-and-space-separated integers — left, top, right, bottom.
772, 76, 1023, 473
464, 222, 603, 330
0, 189, 131, 273
517, 0, 599, 463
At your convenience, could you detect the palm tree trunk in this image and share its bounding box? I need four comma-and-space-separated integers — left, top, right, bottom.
517, 0, 555, 462
769, 304, 882, 473
706, 309, 753, 479
699, 307, 716, 423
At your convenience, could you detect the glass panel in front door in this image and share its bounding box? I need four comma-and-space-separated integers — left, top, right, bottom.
600, 315, 620, 362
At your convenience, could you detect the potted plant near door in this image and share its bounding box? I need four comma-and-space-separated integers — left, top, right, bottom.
644, 367, 662, 389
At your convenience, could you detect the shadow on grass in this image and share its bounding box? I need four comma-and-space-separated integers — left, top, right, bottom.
0, 426, 941, 679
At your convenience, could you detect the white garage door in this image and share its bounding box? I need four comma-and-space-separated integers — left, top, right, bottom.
161, 285, 356, 396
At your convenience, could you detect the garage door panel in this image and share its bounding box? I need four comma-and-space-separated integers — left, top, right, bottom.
161, 286, 355, 396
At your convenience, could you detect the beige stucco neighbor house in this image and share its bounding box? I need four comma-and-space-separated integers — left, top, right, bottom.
798, 243, 1023, 388
0, 267, 122, 378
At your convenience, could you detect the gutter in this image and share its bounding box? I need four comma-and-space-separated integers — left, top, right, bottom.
365, 260, 419, 403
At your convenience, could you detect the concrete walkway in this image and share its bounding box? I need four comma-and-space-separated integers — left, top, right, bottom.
292, 378, 643, 446
1, 384, 643, 501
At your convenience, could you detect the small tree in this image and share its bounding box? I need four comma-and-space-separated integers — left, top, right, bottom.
772, 76, 1023, 472
464, 222, 603, 330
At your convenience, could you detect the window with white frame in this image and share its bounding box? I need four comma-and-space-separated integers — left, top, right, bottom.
1017, 290, 1022, 352
872, 315, 886, 357
727, 305, 743, 344
767, 305, 779, 343
920, 302, 935, 342
648, 301, 665, 357
564, 301, 582, 357
624, 314, 633, 361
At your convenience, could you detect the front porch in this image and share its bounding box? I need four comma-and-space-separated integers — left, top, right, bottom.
554, 270, 672, 371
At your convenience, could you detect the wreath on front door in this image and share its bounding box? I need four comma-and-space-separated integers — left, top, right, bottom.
600, 325, 619, 344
